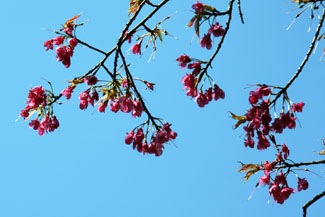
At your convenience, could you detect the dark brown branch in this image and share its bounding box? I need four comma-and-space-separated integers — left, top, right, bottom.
275, 159, 325, 169
270, 8, 325, 106
118, 49, 160, 130
76, 38, 106, 55
113, 0, 170, 79
113, 0, 149, 79
237, 0, 244, 24
303, 190, 325, 217
197, 0, 236, 85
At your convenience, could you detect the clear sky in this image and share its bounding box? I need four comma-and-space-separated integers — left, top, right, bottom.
1, 0, 324, 217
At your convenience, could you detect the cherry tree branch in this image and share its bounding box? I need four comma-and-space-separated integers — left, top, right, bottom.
303, 190, 325, 217
275, 159, 325, 169
76, 38, 107, 55
197, 0, 236, 84
118, 49, 160, 130
237, 0, 244, 24
113, 0, 170, 79
270, 8, 325, 106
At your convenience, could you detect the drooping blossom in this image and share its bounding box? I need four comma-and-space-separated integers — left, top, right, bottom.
132, 100, 143, 118
119, 96, 133, 113
195, 91, 207, 107
187, 62, 201, 75
123, 30, 133, 43
84, 76, 98, 85
208, 22, 225, 37
192, 1, 205, 13
176, 54, 191, 69
131, 40, 142, 55
110, 101, 120, 113
98, 101, 108, 113
61, 85, 75, 100
26, 86, 47, 109
292, 102, 305, 112
88, 90, 99, 107
53, 36, 65, 45
200, 33, 212, 50
144, 81, 155, 90
259, 175, 270, 187
69, 37, 78, 48
181, 73, 196, 90
79, 91, 90, 110
297, 178, 309, 192
44, 39, 54, 51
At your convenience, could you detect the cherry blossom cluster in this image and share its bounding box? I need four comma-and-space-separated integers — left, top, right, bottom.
20, 86, 60, 135
262, 159, 309, 204
239, 143, 309, 204
28, 114, 60, 136
176, 54, 225, 107
189, 1, 226, 50
44, 36, 78, 68
43, 15, 81, 68
240, 86, 304, 150
200, 22, 225, 50
61, 76, 144, 118
125, 123, 177, 156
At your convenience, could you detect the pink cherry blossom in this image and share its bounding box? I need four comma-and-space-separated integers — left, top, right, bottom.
131, 40, 142, 55
176, 54, 191, 69
84, 76, 98, 85
69, 37, 78, 48
208, 22, 225, 37
297, 178, 309, 191
292, 102, 305, 112
61, 85, 75, 100
195, 91, 208, 107
44, 39, 53, 51
119, 96, 133, 113
110, 101, 120, 113
132, 100, 143, 118
192, 1, 205, 13
187, 62, 201, 75
125, 131, 135, 145
259, 175, 270, 187
200, 34, 212, 50
98, 101, 108, 113
53, 36, 65, 45
123, 30, 133, 43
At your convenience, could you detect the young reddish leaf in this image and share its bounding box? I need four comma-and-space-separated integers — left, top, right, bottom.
65, 14, 81, 27
317, 150, 325, 155
187, 16, 196, 28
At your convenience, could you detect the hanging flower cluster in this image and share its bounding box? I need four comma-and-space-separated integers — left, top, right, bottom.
176, 54, 225, 107
43, 15, 81, 67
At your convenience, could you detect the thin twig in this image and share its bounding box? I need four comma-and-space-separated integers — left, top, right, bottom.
118, 49, 160, 130
275, 159, 325, 169
237, 0, 244, 24
270, 8, 325, 106
76, 38, 106, 55
197, 0, 236, 85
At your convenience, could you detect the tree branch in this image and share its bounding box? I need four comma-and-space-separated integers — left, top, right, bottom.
197, 0, 236, 84
303, 190, 325, 217
118, 49, 160, 130
270, 8, 325, 106
275, 159, 325, 169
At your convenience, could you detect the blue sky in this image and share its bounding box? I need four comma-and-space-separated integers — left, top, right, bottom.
1, 0, 324, 217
